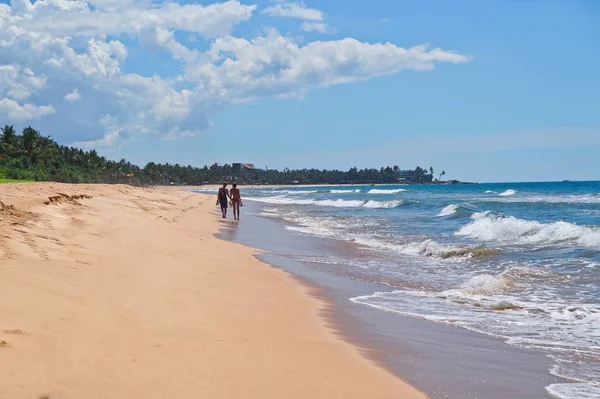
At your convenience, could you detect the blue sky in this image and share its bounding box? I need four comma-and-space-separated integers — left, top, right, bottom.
1, 0, 598, 182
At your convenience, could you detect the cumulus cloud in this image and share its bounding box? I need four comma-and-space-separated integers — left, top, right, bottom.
0, 64, 47, 100
300, 21, 328, 33
0, 0, 471, 149
185, 31, 471, 100
262, 1, 323, 21
13, 0, 256, 38
0, 98, 55, 122
74, 129, 121, 149
64, 89, 81, 102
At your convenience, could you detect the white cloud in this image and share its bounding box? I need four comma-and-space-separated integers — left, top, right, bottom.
379, 18, 390, 23
73, 129, 121, 149
13, 0, 256, 38
185, 30, 471, 101
0, 64, 47, 100
262, 1, 323, 21
64, 89, 81, 101
0, 98, 55, 122
300, 21, 328, 33
0, 0, 471, 150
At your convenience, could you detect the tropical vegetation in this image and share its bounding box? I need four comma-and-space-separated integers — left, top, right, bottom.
1, 125, 443, 185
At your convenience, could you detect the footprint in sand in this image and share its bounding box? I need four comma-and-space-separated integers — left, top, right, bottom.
3, 329, 27, 335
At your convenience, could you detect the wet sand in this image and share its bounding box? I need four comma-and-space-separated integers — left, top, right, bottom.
0, 183, 426, 399
218, 200, 566, 399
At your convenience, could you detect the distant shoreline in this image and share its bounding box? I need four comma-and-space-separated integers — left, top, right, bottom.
169, 180, 478, 189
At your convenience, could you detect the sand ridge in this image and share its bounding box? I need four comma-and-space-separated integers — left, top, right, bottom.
0, 183, 426, 399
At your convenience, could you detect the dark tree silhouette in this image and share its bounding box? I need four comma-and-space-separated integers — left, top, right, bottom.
0, 124, 438, 185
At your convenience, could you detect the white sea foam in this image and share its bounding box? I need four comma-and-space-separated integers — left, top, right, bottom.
330, 189, 361, 193
351, 237, 494, 260
363, 200, 405, 208
246, 196, 316, 205
546, 383, 600, 399
484, 190, 495, 194
499, 189, 517, 196
283, 213, 487, 260
259, 207, 282, 217
368, 188, 408, 194
350, 277, 600, 399
284, 215, 379, 241
246, 196, 407, 209
437, 204, 459, 217
457, 274, 512, 295
455, 212, 600, 248
480, 193, 600, 204
578, 209, 600, 216
275, 190, 318, 194
317, 199, 367, 208
399, 240, 496, 259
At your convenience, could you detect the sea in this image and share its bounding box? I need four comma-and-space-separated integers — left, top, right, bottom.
197, 181, 600, 399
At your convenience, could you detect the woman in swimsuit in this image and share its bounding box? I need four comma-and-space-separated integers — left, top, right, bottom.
230, 183, 242, 220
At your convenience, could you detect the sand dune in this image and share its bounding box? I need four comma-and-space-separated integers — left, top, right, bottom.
0, 183, 425, 399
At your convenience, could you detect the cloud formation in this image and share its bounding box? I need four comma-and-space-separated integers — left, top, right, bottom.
64, 89, 81, 102
300, 21, 328, 33
261, 1, 323, 21
0, 0, 471, 148
262, 1, 331, 33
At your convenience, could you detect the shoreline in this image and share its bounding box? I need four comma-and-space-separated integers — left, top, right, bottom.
0, 183, 426, 398
217, 199, 567, 399
166, 181, 477, 190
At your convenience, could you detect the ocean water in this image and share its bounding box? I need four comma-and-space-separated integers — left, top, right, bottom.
197, 181, 600, 398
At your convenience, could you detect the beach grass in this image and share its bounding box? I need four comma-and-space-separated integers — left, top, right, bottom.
0, 178, 34, 184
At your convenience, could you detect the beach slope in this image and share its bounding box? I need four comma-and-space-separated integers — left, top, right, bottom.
0, 183, 426, 399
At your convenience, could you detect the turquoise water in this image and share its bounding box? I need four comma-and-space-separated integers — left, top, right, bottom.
200, 181, 600, 398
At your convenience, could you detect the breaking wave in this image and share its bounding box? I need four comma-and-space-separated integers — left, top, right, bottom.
440, 272, 516, 296
456, 212, 600, 248
347, 237, 497, 260
437, 203, 478, 218
330, 189, 362, 194
479, 193, 600, 204
284, 216, 494, 260
246, 196, 408, 209
499, 189, 517, 196
398, 240, 498, 259
368, 188, 408, 194
273, 190, 318, 195
437, 204, 459, 217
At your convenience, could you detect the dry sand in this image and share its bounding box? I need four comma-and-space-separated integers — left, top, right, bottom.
0, 183, 427, 399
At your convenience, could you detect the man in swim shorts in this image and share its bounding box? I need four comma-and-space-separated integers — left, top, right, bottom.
230, 183, 243, 220
216, 183, 230, 218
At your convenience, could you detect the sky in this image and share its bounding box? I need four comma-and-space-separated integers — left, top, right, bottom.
0, 0, 598, 182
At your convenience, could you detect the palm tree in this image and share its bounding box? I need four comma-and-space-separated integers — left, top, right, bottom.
1, 125, 17, 156
18, 127, 58, 163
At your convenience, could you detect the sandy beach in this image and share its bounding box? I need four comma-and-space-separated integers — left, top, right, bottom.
0, 183, 426, 399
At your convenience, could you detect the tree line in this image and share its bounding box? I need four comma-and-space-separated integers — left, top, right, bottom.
0, 125, 441, 185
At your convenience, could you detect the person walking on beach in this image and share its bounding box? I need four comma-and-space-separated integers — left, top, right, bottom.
216, 183, 230, 218
230, 183, 243, 220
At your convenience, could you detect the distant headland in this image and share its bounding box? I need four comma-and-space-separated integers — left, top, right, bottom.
0, 125, 472, 185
